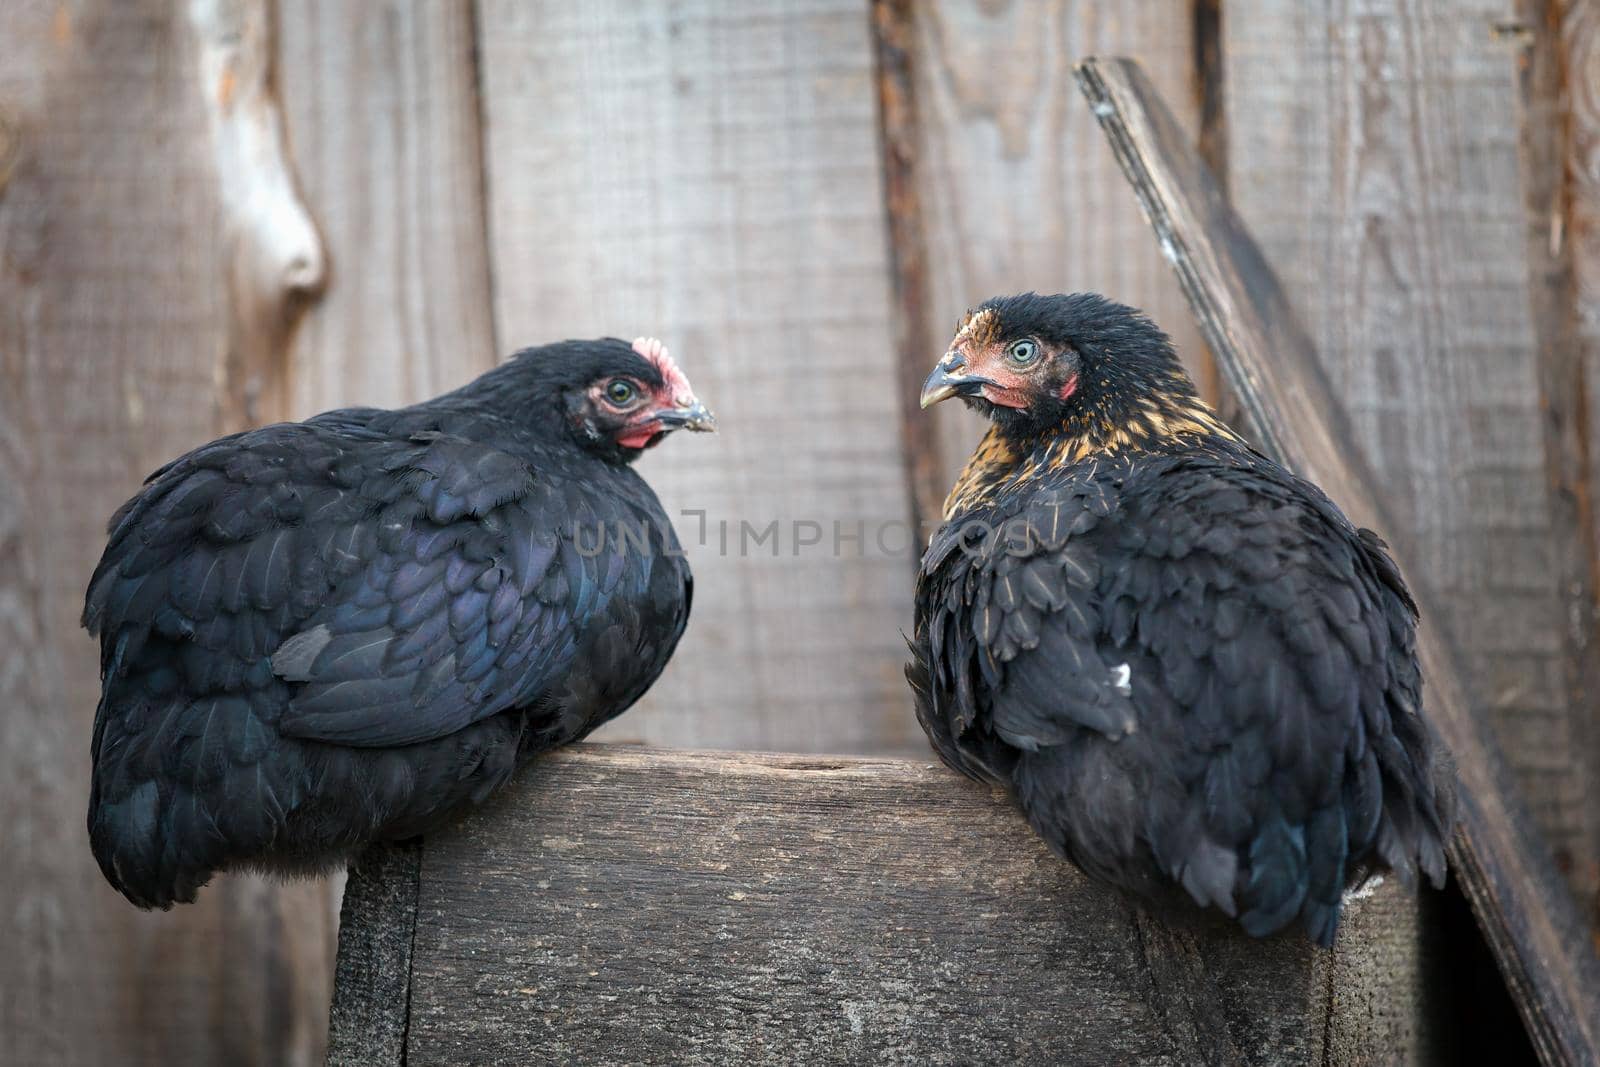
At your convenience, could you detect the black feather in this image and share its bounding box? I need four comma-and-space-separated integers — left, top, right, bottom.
908, 292, 1455, 945
84, 338, 699, 908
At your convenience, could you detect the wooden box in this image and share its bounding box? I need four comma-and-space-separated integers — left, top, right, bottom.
327, 745, 1443, 1065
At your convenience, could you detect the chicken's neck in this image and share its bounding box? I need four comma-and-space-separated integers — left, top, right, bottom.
943, 425, 1022, 520
1048, 390, 1241, 463
941, 392, 1241, 520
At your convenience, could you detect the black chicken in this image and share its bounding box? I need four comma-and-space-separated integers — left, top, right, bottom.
908, 293, 1454, 945
84, 337, 712, 908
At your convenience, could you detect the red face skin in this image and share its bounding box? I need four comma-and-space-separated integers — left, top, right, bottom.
603, 336, 707, 450
599, 378, 688, 450
949, 337, 1079, 411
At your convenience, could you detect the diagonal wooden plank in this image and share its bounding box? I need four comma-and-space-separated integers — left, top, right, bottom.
1074, 56, 1600, 1067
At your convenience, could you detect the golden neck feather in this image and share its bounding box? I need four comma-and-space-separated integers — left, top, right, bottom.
941, 395, 1240, 520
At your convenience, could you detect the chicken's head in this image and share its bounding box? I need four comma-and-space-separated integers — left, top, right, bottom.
551, 336, 716, 461
919, 292, 1198, 445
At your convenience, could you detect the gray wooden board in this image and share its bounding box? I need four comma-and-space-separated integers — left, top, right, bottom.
0, 3, 335, 1063
277, 0, 499, 416
1073, 55, 1600, 1066
1534, 0, 1600, 927
473, 0, 920, 756
363, 745, 1438, 1067
1567, 6, 1600, 696
1566, 0, 1600, 558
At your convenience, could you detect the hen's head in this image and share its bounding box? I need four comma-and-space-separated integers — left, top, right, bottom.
920, 292, 1202, 446
502, 336, 715, 462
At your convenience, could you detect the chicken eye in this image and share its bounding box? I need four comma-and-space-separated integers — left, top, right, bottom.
605, 379, 637, 406
1005, 339, 1041, 367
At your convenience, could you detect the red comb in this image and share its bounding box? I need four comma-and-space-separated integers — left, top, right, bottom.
632, 336, 694, 405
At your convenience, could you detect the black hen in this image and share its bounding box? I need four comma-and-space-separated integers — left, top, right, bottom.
908, 293, 1454, 945
84, 337, 713, 908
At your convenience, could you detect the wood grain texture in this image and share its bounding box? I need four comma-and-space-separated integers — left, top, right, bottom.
276, 0, 498, 417
382, 745, 1436, 1066
1074, 56, 1600, 1066
326, 842, 420, 1067
0, 96, 19, 196
0, 2, 334, 1064
474, 0, 919, 755
1516, 0, 1600, 938
886, 0, 1212, 496
873, 0, 949, 534
191, 0, 328, 427
1222, 0, 1599, 918
1566, 0, 1600, 600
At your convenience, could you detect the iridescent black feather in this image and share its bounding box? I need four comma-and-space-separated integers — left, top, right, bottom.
85, 340, 694, 908
909, 293, 1454, 945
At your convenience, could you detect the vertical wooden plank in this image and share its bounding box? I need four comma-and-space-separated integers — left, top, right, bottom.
0, 2, 334, 1064
1516, 0, 1600, 934
1224, 0, 1600, 914
1565, 0, 1600, 569
277, 0, 498, 416
872, 0, 948, 532
274, 6, 502, 1052
474, 0, 919, 755
889, 0, 1210, 492
1554, 0, 1600, 939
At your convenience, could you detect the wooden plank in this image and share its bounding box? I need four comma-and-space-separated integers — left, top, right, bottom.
381, 745, 1433, 1066
276, 7, 501, 1059
1568, 5, 1600, 698
276, 0, 498, 416
1222, 0, 1598, 921
474, 0, 919, 756
0, 95, 18, 196
1568, 0, 1600, 575
1075, 55, 1600, 1066
1514, 0, 1600, 933
871, 0, 947, 533
1546, 0, 1600, 937
326, 842, 420, 1067
0, 2, 334, 1064
874, 0, 1212, 505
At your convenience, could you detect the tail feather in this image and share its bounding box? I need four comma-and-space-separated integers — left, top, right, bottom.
89, 779, 213, 909
1238, 816, 1308, 938
89, 695, 288, 909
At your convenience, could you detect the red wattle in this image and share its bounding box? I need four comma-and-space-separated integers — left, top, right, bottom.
981, 385, 1029, 409
618, 429, 660, 449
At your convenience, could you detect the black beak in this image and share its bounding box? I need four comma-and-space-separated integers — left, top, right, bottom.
920, 352, 995, 409
654, 399, 717, 433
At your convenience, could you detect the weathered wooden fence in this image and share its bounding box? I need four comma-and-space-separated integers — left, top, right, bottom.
3, 1, 1597, 1064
